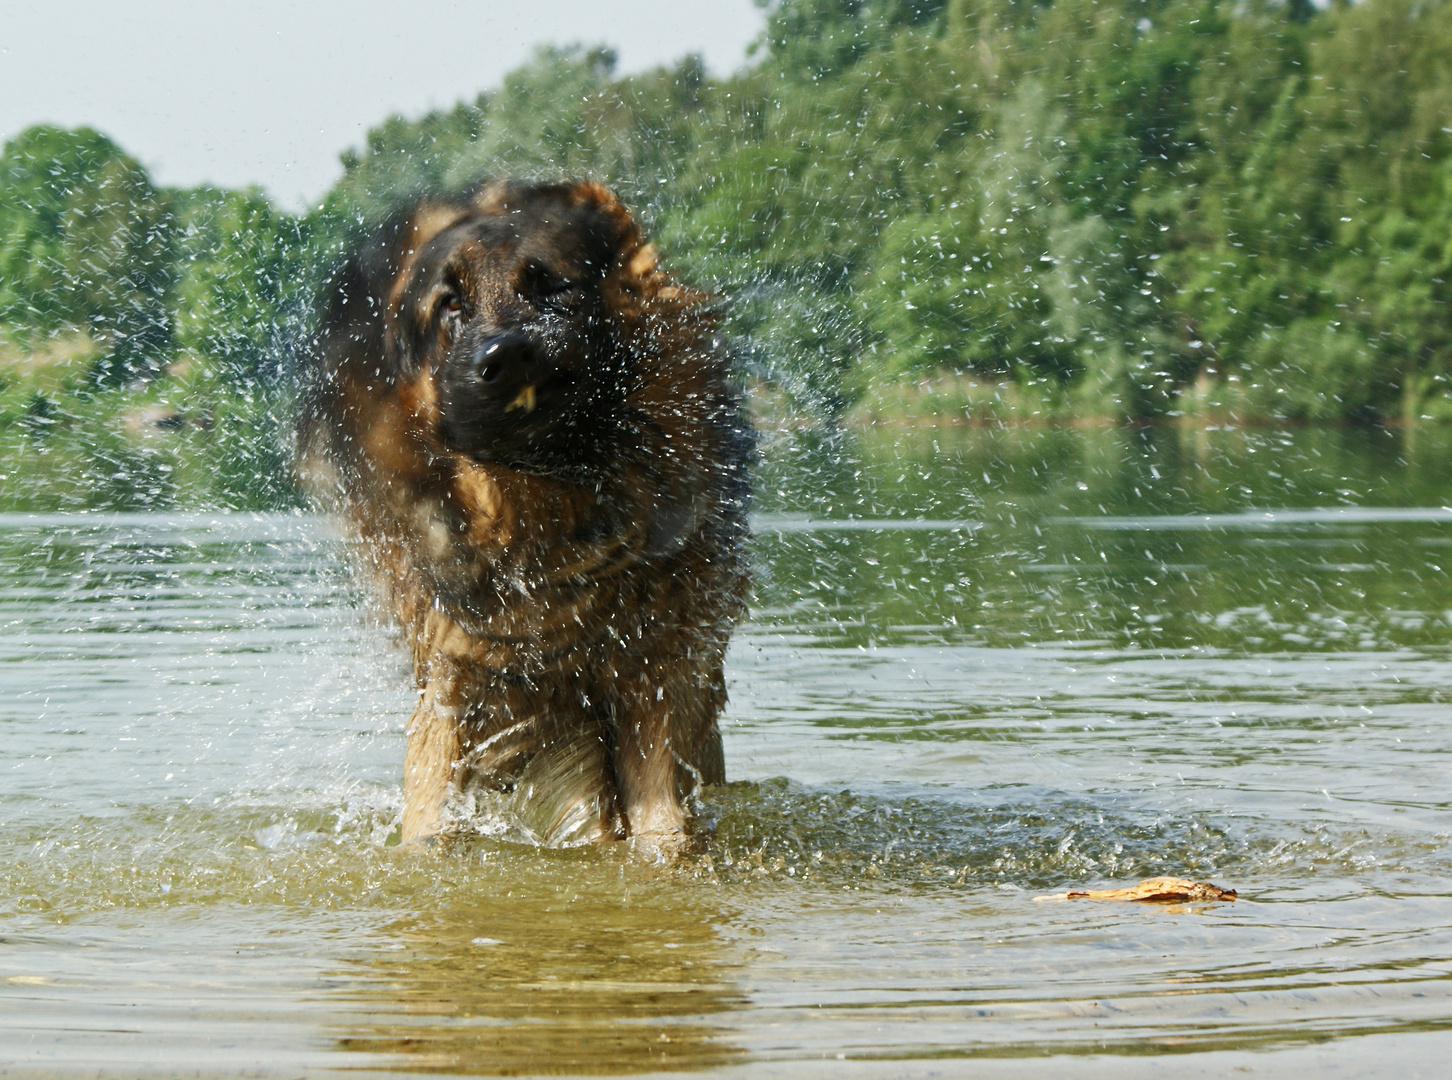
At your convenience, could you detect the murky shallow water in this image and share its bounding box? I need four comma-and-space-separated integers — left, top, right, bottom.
2, 425, 1450, 1077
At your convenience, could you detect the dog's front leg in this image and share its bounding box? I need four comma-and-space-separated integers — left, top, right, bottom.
612, 651, 727, 848
401, 679, 465, 843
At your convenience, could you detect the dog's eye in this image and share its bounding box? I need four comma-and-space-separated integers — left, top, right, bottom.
519, 261, 577, 307
439, 295, 464, 338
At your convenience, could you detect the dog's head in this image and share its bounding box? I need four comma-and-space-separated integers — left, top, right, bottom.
408, 182, 646, 475
314, 180, 688, 481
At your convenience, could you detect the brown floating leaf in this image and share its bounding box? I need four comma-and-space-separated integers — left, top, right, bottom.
1034, 876, 1237, 904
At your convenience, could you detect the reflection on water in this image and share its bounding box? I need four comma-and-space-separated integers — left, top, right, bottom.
332, 853, 744, 1074
2, 425, 1452, 1074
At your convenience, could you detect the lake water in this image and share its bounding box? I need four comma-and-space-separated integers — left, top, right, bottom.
2, 424, 1451, 1078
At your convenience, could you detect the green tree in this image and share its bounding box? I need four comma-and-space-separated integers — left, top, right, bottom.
170, 185, 309, 385
0, 125, 175, 381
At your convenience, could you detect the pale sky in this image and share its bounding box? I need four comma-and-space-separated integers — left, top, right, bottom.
0, 1, 766, 210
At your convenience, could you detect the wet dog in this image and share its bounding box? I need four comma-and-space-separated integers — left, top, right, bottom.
297, 180, 750, 847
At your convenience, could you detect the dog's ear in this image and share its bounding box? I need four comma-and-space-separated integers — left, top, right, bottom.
556, 182, 711, 319
562, 181, 643, 272
325, 201, 466, 379
316, 200, 471, 380
300, 208, 425, 493
315, 210, 413, 366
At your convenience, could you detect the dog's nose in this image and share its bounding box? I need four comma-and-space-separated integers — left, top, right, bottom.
472, 333, 534, 385
469, 333, 548, 415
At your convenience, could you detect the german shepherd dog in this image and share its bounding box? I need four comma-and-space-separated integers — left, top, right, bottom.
297, 181, 750, 848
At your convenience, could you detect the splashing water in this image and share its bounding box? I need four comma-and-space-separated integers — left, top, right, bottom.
3, 426, 1452, 1074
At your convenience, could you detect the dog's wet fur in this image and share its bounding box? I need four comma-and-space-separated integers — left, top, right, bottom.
297, 180, 750, 848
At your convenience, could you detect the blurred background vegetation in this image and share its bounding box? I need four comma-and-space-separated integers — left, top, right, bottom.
3, 0, 1451, 510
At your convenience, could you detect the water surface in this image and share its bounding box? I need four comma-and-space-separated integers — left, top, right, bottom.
3, 424, 1451, 1076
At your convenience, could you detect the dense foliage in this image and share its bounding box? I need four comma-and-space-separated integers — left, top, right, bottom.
3, 0, 1452, 507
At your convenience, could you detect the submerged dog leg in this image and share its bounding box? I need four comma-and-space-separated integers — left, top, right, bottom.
614, 728, 687, 842
612, 654, 727, 845
401, 683, 464, 843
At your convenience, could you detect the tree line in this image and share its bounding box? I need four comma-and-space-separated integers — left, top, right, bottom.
3, 0, 1451, 505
